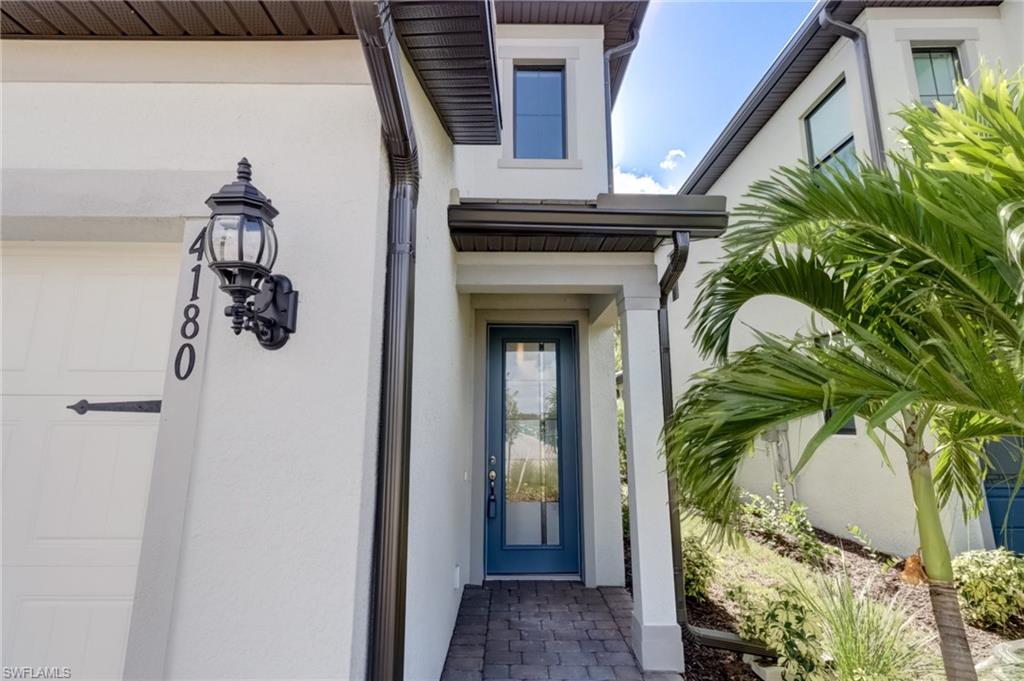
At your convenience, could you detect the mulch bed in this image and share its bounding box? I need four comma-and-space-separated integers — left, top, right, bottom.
813, 529, 1023, 661
624, 522, 1019, 679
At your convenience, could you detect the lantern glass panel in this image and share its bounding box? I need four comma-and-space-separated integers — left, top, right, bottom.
241, 216, 266, 266
262, 224, 278, 270
207, 215, 241, 263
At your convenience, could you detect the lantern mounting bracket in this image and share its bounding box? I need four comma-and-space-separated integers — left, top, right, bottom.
204, 158, 298, 350
224, 274, 298, 350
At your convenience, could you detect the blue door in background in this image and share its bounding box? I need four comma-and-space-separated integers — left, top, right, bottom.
985, 439, 1023, 553
485, 325, 581, 575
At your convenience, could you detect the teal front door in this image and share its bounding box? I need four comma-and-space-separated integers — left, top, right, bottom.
485, 325, 581, 575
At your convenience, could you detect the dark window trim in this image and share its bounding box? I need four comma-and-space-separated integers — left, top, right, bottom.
823, 406, 859, 435
513, 64, 567, 160
911, 45, 963, 109
804, 79, 855, 170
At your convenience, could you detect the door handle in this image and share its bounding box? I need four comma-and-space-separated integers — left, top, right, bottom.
488, 469, 497, 518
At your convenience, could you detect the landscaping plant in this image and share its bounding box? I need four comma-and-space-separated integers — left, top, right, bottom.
727, 583, 824, 680
741, 485, 832, 567
663, 69, 1024, 681
728, 572, 941, 680
792, 572, 942, 681
680, 535, 716, 602
951, 548, 1024, 631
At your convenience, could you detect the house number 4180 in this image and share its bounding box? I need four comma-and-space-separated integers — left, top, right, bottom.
174, 227, 205, 381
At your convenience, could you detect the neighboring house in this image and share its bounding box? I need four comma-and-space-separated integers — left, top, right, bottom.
673, 0, 1024, 558
0, 1, 733, 679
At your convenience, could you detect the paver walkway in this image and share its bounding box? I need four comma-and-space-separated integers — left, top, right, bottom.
441, 580, 683, 681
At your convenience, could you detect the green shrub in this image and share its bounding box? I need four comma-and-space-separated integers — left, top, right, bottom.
740, 485, 832, 567
726, 583, 823, 681
681, 536, 715, 602
792, 573, 941, 681
952, 548, 1024, 630
727, 574, 941, 681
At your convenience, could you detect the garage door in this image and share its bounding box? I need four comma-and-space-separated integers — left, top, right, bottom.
985, 438, 1024, 553
2, 242, 178, 679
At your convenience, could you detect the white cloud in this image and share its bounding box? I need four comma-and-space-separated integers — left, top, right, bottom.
658, 148, 687, 171
613, 166, 680, 194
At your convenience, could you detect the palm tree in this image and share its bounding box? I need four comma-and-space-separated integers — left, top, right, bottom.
664, 69, 1024, 681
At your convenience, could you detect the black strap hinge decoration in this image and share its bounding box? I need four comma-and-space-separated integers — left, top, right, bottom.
67, 399, 162, 415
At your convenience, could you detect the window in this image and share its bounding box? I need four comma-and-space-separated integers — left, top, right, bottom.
805, 81, 856, 172
913, 47, 961, 108
824, 407, 858, 436
514, 66, 566, 159
815, 334, 857, 435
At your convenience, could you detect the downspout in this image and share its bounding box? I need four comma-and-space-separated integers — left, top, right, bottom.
818, 6, 886, 168
658, 231, 776, 658
353, 3, 419, 680
604, 30, 640, 192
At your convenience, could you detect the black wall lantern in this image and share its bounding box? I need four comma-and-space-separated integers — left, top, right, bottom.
204, 158, 298, 350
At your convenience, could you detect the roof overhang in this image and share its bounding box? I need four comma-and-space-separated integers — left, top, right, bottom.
495, 1, 649, 102
391, 2, 502, 144
449, 193, 727, 252
0, 0, 503, 144
2, 1, 649, 146
679, 0, 1002, 195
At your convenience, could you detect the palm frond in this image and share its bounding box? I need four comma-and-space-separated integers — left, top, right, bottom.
931, 411, 1006, 518
667, 68, 1024, 541
689, 248, 851, 362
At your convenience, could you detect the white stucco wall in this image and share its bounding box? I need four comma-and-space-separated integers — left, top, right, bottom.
861, 5, 1013, 154
670, 5, 1021, 556
401, 56, 477, 681
3, 39, 388, 679
455, 25, 609, 200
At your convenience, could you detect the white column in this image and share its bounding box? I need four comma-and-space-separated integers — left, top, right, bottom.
584, 313, 626, 586
618, 295, 684, 672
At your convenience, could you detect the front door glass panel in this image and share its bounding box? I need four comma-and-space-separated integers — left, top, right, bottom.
504, 341, 561, 546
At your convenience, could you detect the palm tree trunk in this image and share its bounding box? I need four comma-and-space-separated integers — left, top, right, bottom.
904, 413, 977, 681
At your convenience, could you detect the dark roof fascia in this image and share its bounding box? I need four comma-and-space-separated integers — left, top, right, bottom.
391, 1, 502, 145
449, 197, 727, 252
678, 0, 1002, 195
610, 1, 649, 104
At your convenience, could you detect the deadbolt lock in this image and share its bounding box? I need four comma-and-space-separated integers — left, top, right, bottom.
488, 470, 497, 481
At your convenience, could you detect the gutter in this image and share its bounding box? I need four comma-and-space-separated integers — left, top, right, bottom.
678, 0, 841, 195
353, 3, 419, 679
604, 30, 640, 192
657, 231, 776, 659
680, 0, 896, 194
818, 7, 885, 168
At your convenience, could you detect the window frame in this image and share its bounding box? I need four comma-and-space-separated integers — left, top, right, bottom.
513, 64, 568, 161
911, 46, 963, 109
804, 79, 856, 171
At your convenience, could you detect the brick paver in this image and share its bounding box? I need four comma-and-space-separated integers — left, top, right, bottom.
440, 581, 682, 681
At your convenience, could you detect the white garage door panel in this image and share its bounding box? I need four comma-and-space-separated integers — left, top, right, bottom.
3, 397, 159, 567
2, 242, 179, 679
2, 244, 178, 396
3, 567, 137, 681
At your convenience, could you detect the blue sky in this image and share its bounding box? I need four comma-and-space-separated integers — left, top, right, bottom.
612, 0, 816, 193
